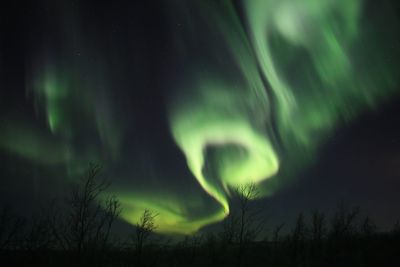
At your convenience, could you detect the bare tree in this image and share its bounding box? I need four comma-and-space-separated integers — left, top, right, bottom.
360, 216, 377, 237
219, 212, 238, 245
24, 210, 54, 252
289, 212, 308, 265
0, 206, 25, 250
310, 210, 326, 242
57, 163, 121, 264
291, 212, 307, 247
234, 182, 261, 247
134, 209, 158, 259
330, 202, 360, 239
95, 195, 121, 250
229, 182, 264, 267
272, 223, 285, 248
69, 164, 106, 254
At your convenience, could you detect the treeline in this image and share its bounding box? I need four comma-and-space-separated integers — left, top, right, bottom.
0, 165, 399, 266
0, 164, 122, 266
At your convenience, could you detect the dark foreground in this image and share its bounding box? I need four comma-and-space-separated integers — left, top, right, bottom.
1, 230, 400, 267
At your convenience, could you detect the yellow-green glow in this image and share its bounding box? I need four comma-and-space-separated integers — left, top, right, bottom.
169, 84, 279, 215
116, 192, 226, 235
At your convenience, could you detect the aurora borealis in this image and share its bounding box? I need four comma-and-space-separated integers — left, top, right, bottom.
1, 0, 400, 235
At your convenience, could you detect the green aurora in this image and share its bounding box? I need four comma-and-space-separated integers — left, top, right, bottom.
0, 0, 399, 234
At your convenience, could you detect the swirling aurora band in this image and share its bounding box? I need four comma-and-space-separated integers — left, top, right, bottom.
0, 0, 398, 234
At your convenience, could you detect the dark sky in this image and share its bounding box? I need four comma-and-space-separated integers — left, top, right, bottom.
1, 0, 400, 235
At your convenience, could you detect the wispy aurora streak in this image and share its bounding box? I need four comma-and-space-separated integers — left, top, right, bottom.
0, 0, 398, 234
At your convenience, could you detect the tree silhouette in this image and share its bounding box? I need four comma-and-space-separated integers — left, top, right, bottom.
234, 182, 261, 247
58, 163, 121, 265
272, 223, 285, 248
0, 206, 25, 250
232, 182, 263, 266
133, 209, 158, 264
310, 210, 326, 242
330, 201, 360, 239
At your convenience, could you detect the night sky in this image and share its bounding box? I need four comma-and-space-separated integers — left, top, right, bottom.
1, 0, 400, 235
